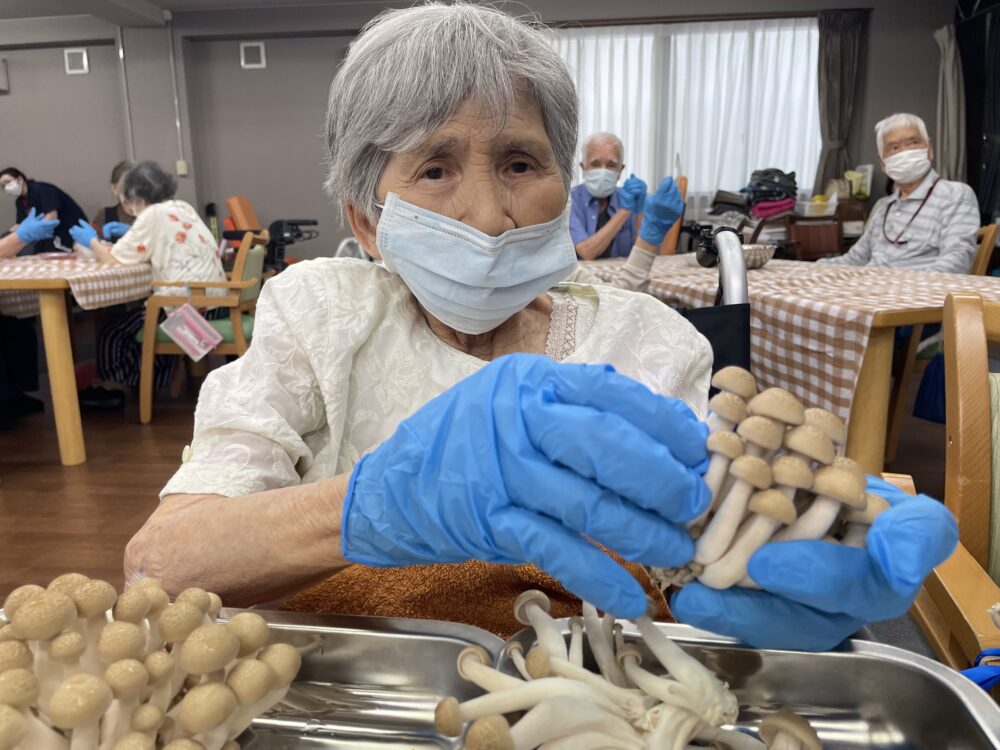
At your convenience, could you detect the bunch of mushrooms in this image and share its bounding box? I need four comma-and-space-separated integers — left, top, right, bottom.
0, 574, 300, 750
436, 589, 821, 749
651, 366, 888, 592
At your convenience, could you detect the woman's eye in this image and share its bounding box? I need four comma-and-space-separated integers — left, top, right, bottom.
422, 166, 446, 180
508, 161, 533, 174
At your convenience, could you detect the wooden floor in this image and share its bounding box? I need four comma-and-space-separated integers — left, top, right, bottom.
0, 377, 947, 602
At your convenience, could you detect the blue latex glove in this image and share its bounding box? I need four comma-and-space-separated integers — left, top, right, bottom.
343, 353, 712, 619
638, 177, 685, 246
102, 221, 130, 241
618, 174, 647, 214
962, 649, 1000, 691
69, 219, 98, 248
14, 208, 59, 244
671, 475, 958, 651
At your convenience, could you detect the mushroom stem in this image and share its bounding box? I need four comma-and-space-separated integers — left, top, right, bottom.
456, 646, 524, 693
504, 642, 532, 681
694, 456, 771, 567
581, 603, 628, 688
513, 592, 567, 662
773, 496, 842, 542
523, 647, 650, 718
568, 617, 584, 668
616, 648, 704, 715
694, 726, 768, 749
538, 731, 642, 749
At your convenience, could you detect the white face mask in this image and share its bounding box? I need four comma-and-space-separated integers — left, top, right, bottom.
583, 168, 619, 198
884, 148, 931, 185
375, 193, 577, 335
3, 180, 20, 196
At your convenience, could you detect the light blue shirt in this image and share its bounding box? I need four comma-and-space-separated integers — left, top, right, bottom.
569, 183, 637, 259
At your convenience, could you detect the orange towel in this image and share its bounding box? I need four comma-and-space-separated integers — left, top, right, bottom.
282, 556, 672, 639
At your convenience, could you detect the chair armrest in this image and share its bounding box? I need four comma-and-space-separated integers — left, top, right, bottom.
925, 543, 1000, 662
145, 293, 239, 310
881, 472, 917, 495
153, 278, 259, 290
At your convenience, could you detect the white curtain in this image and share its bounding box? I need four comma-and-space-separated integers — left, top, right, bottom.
935, 24, 966, 181
551, 18, 821, 216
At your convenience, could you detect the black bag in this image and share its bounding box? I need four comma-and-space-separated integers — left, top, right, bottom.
679, 302, 752, 379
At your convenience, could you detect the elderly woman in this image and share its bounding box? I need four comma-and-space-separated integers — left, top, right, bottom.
126, 4, 955, 649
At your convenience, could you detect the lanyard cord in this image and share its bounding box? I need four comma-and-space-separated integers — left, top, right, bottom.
881, 178, 940, 245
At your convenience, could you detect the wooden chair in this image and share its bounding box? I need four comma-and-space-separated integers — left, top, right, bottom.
787, 213, 844, 261
908, 291, 1000, 669
886, 225, 1000, 463
137, 230, 268, 425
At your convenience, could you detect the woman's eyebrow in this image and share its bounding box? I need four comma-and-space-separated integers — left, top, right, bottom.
401, 137, 463, 165
494, 138, 552, 158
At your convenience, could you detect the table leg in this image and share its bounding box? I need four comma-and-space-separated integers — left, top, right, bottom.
38, 289, 86, 466
846, 326, 895, 475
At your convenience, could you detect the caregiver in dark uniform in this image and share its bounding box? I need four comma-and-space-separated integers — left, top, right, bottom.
1, 167, 87, 254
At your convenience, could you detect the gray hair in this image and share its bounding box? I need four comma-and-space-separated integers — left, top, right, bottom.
875, 113, 929, 157
581, 132, 624, 163
323, 2, 578, 222
120, 160, 177, 205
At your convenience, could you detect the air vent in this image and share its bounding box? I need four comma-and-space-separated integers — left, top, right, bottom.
64, 48, 89, 75
240, 41, 266, 70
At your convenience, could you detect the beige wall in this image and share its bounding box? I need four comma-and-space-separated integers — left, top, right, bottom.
0, 0, 954, 256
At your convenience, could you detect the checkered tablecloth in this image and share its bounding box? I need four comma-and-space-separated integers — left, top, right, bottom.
584, 257, 1000, 425
0, 257, 153, 318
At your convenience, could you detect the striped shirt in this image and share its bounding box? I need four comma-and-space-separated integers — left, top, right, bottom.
821, 169, 980, 274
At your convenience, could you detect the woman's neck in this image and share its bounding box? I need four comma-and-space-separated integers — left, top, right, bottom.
422, 294, 553, 361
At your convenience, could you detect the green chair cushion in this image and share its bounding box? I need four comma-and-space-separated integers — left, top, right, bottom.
136, 314, 254, 344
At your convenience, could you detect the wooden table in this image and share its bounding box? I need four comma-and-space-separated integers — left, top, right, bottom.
584, 256, 1000, 474
0, 258, 152, 466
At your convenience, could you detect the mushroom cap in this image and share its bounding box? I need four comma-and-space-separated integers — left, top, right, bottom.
48, 673, 114, 729
758, 709, 821, 750
226, 658, 277, 706
131, 702, 165, 733
771, 455, 814, 490
614, 643, 643, 667
174, 587, 211, 614
706, 430, 744, 461
736, 416, 784, 452
456, 645, 491, 682
177, 682, 238, 734
47, 573, 90, 595
49, 630, 86, 663
2, 584, 44, 619
812, 466, 866, 509
567, 615, 584, 633
179, 623, 241, 675
158, 602, 204, 644
504, 640, 523, 657
0, 641, 31, 673
11, 590, 77, 641
162, 740, 207, 750
784, 424, 836, 466
98, 621, 146, 662
0, 704, 26, 750
111, 732, 156, 750
729, 455, 773, 489
524, 646, 551, 679
71, 579, 118, 619
711, 366, 757, 400
748, 489, 797, 526
206, 593, 223, 618
832, 456, 865, 481
113, 588, 151, 624
466, 714, 515, 750
845, 493, 892, 525
804, 407, 847, 447
226, 612, 270, 657
434, 696, 462, 737
144, 650, 175, 685
708, 391, 748, 425
748, 388, 805, 426
105, 659, 150, 700
0, 625, 19, 643
0, 668, 39, 709
258, 642, 302, 686
144, 586, 169, 618
512, 589, 551, 626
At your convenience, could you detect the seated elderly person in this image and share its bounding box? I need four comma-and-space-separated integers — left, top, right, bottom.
821, 113, 980, 273
125, 3, 955, 650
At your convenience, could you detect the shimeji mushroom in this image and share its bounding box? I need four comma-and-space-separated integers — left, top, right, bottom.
758, 709, 821, 750
48, 672, 114, 750
100, 659, 150, 749
223, 642, 301, 740
143, 650, 177, 713
513, 591, 567, 662
802, 408, 847, 455
174, 589, 213, 628
535, 731, 640, 750
712, 367, 758, 402
841, 493, 891, 548
0, 667, 69, 749
694, 725, 768, 749
456, 646, 524, 692
10, 591, 78, 682
736, 416, 785, 461
775, 463, 866, 542
2, 585, 45, 621
504, 641, 532, 681
178, 624, 240, 685
223, 658, 278, 740
162, 740, 207, 750
0, 627, 19, 643
615, 645, 705, 717
131, 702, 166, 735
698, 489, 798, 590
0, 705, 26, 750
113, 589, 151, 641
47, 574, 91, 597
0, 641, 32, 675
694, 455, 772, 567
747, 389, 805, 434
169, 682, 238, 749
706, 391, 748, 433
39, 631, 87, 712
782, 425, 836, 470
225, 613, 269, 660
156, 603, 204, 706
464, 696, 643, 750
109, 731, 155, 750
642, 702, 705, 750
690, 431, 745, 531
581, 602, 628, 688
70, 580, 118, 675
99, 622, 146, 666
567, 617, 585, 668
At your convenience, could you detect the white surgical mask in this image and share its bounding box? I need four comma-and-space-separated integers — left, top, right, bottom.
3, 180, 20, 196
375, 193, 577, 335
583, 168, 619, 198
884, 148, 931, 185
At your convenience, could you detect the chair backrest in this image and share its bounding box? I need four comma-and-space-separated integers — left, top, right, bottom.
230, 230, 269, 304
943, 291, 1000, 569
970, 224, 1000, 276
226, 195, 263, 232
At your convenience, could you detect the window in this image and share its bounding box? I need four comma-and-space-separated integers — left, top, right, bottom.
550, 18, 821, 213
